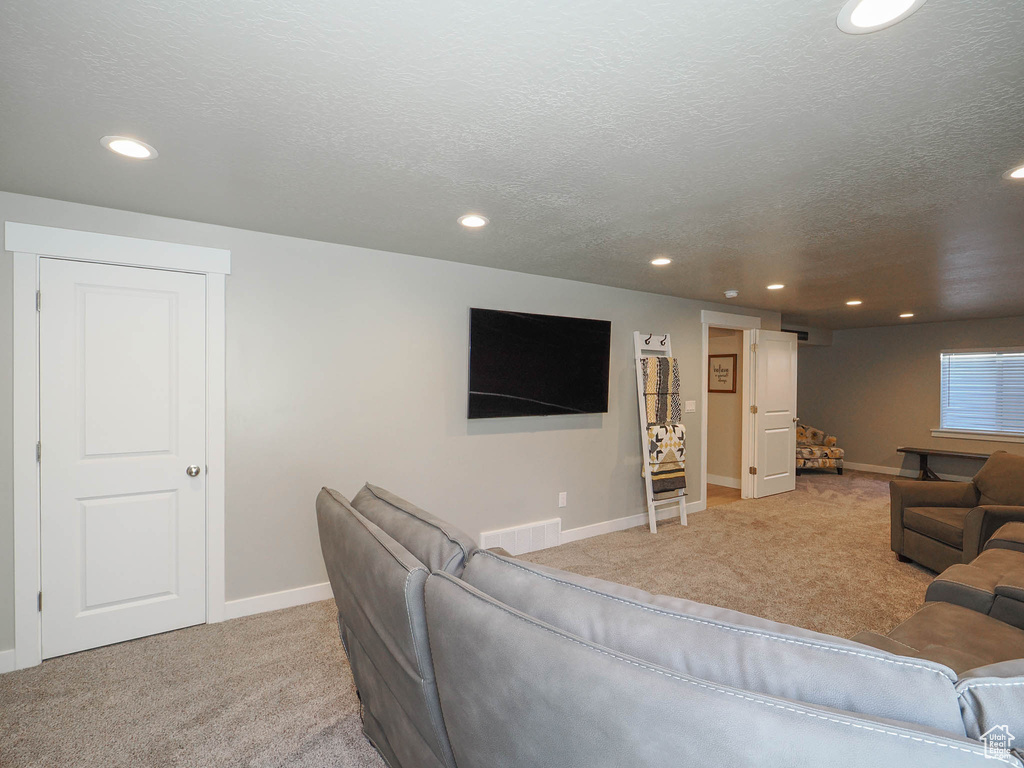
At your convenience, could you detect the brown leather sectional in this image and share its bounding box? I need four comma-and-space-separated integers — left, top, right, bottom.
858, 522, 1024, 674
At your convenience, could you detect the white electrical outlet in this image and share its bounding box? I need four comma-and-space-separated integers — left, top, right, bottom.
685, 400, 696, 413
558, 492, 567, 507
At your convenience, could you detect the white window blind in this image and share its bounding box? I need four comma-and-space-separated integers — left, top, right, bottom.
940, 350, 1024, 435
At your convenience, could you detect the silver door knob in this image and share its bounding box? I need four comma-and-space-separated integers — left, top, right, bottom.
186, 465, 201, 477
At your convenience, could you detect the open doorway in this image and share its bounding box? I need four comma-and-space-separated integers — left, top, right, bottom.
706, 327, 744, 508
699, 311, 798, 508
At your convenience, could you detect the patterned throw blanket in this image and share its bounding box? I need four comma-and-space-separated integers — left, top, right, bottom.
640, 356, 682, 425
645, 423, 686, 492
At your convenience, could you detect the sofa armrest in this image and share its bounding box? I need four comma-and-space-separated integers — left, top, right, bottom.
890, 480, 978, 554
824, 434, 837, 448
956, 659, 1024, 741
849, 630, 921, 657
891, 480, 979, 509
964, 506, 1024, 561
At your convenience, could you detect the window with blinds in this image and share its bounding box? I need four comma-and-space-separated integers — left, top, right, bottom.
940, 350, 1024, 435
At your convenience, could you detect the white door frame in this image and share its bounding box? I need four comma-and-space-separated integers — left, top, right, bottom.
700, 311, 761, 504
6, 222, 230, 671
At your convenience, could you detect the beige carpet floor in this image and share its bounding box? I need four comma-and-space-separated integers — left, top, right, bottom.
0, 471, 932, 767
524, 469, 934, 638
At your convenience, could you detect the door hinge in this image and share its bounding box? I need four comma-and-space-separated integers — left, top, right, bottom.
36, 441, 41, 462
36, 290, 41, 311
749, 466, 757, 475
751, 342, 758, 352
38, 591, 42, 612
750, 405, 758, 414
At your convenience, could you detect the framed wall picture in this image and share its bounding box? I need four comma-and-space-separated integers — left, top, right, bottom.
708, 354, 737, 393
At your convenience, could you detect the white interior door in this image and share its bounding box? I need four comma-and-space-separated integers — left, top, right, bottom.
751, 330, 798, 499
39, 258, 208, 658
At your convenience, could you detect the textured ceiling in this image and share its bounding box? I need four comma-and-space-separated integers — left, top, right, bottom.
1, 0, 1023, 329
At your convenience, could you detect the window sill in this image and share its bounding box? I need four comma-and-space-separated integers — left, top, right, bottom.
931, 429, 1024, 444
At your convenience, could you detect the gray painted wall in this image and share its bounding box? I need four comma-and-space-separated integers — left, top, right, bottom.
798, 316, 1024, 479
0, 191, 779, 652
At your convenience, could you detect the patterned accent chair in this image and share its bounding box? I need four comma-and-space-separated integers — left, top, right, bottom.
796, 423, 844, 475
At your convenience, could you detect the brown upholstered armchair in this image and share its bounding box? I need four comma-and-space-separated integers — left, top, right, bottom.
891, 450, 1024, 572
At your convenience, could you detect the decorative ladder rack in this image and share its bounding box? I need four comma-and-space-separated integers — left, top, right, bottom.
633, 331, 687, 533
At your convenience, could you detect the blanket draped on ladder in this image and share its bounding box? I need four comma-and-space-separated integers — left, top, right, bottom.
641, 356, 682, 424
639, 357, 686, 492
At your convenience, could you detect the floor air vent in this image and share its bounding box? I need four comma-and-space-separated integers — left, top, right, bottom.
480, 518, 561, 556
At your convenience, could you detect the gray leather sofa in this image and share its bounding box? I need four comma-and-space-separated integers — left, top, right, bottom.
317, 484, 1024, 767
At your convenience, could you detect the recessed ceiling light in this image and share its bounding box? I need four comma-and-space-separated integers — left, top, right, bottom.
650, 257, 672, 266
900, 312, 914, 318
846, 300, 863, 306
458, 214, 488, 228
101, 135, 157, 159
1004, 165, 1024, 180
724, 290, 739, 299
837, 0, 927, 34
766, 284, 785, 290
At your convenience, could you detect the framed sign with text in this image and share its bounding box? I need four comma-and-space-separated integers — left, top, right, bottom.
708, 354, 737, 393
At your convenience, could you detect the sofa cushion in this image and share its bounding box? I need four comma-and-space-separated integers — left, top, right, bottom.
796, 424, 830, 446
991, 594, 1024, 630
350, 483, 476, 575
881, 601, 1024, 674
925, 548, 1024, 616
995, 570, 1024, 602
796, 445, 844, 459
904, 506, 972, 548
426, 572, 1000, 768
974, 450, 1024, 506
926, 564, 999, 615
956, 659, 1024, 741
462, 550, 966, 735
986, 522, 1024, 554
315, 488, 456, 768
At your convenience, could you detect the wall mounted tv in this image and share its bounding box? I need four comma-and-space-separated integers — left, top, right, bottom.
468, 308, 612, 419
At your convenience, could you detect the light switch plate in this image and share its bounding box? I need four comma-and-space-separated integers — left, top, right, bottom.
685, 400, 696, 413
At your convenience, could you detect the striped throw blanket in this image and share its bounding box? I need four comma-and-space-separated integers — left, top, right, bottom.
640, 356, 681, 425
644, 423, 686, 492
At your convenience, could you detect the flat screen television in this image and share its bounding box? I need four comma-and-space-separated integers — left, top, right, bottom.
468, 308, 612, 419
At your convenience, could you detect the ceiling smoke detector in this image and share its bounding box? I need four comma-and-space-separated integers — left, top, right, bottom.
724, 290, 739, 299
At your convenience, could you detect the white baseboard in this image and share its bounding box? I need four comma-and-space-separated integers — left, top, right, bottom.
560, 499, 707, 544
843, 462, 973, 483
707, 474, 741, 489
224, 582, 334, 621
0, 649, 15, 675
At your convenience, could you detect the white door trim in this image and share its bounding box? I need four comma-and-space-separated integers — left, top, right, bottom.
7, 222, 230, 671
5, 222, 230, 274
700, 311, 761, 507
